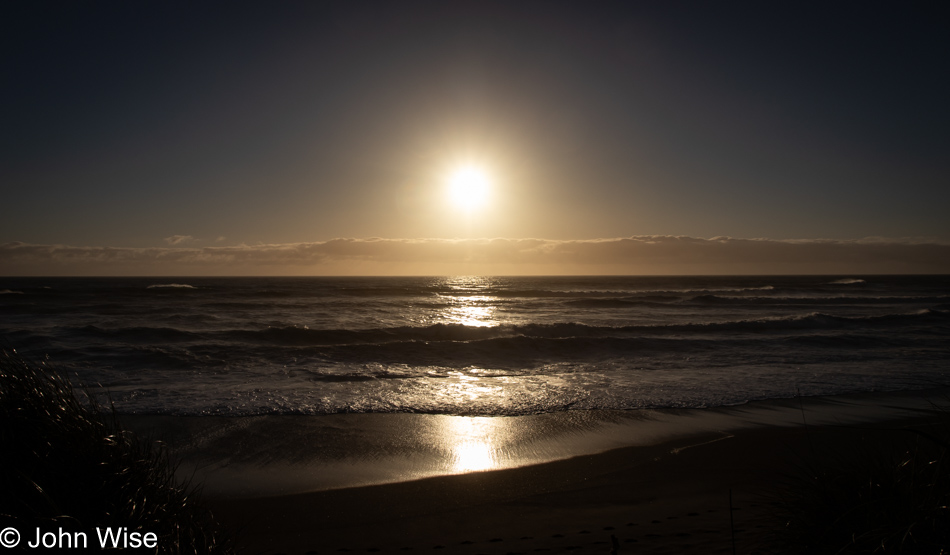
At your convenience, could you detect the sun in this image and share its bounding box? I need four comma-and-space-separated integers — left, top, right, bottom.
447, 165, 491, 211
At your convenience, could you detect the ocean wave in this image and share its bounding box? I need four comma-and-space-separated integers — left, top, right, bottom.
494, 286, 777, 298
784, 333, 904, 348
562, 298, 674, 308
661, 309, 949, 334
335, 285, 779, 299
52, 308, 947, 349
228, 323, 519, 346
228, 322, 621, 346
306, 335, 714, 367
687, 294, 950, 305
298, 314, 946, 367
6, 275, 948, 418
65, 324, 203, 343
305, 372, 381, 383
340, 286, 437, 297
95, 365, 950, 417
828, 278, 866, 285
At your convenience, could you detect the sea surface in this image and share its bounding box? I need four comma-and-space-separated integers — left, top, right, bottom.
2, 275, 949, 417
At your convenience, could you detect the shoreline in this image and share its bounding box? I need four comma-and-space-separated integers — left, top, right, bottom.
120, 388, 950, 553
123, 387, 949, 497
206, 409, 947, 554
7, 341, 947, 555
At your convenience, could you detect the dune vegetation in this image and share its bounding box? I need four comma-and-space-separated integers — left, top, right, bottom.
778, 409, 950, 554
0, 349, 232, 554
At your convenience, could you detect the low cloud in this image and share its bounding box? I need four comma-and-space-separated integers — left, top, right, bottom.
164, 235, 197, 245
2, 236, 949, 276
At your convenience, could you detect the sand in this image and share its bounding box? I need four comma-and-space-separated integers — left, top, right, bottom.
124, 390, 949, 554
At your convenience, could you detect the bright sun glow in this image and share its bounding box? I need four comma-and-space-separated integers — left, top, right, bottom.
447, 165, 491, 211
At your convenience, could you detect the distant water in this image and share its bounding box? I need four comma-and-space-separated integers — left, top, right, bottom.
1, 276, 948, 416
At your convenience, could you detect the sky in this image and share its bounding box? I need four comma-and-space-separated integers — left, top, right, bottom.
2, 1, 949, 275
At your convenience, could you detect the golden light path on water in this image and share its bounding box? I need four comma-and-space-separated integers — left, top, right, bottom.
445, 300, 496, 327
438, 276, 501, 328
434, 277, 508, 472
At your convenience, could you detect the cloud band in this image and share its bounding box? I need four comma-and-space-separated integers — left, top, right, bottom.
2, 236, 948, 276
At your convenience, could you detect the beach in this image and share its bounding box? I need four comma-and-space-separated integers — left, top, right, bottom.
4, 275, 948, 552
125, 389, 949, 554
5, 0, 950, 549
5, 0, 950, 550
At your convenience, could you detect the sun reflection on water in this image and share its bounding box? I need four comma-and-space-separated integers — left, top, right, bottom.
428, 278, 515, 472
437, 277, 502, 327
443, 416, 507, 472
446, 300, 496, 327
444, 371, 501, 402
453, 440, 495, 471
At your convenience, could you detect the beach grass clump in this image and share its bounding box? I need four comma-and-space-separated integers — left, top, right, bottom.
0, 349, 232, 554
779, 415, 950, 554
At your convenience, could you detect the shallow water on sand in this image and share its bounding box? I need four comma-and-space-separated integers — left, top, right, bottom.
124, 389, 949, 495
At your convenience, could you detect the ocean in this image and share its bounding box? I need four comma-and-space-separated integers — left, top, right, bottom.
2, 275, 949, 417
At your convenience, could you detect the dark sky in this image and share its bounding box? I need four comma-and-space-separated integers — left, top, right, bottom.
3, 1, 949, 257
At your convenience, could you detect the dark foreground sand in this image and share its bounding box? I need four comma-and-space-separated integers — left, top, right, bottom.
172, 392, 948, 555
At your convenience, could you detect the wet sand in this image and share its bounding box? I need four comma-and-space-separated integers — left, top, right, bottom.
207, 416, 943, 554
124, 390, 949, 554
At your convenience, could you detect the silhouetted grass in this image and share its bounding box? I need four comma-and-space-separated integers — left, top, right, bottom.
777, 411, 950, 554
0, 349, 232, 554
